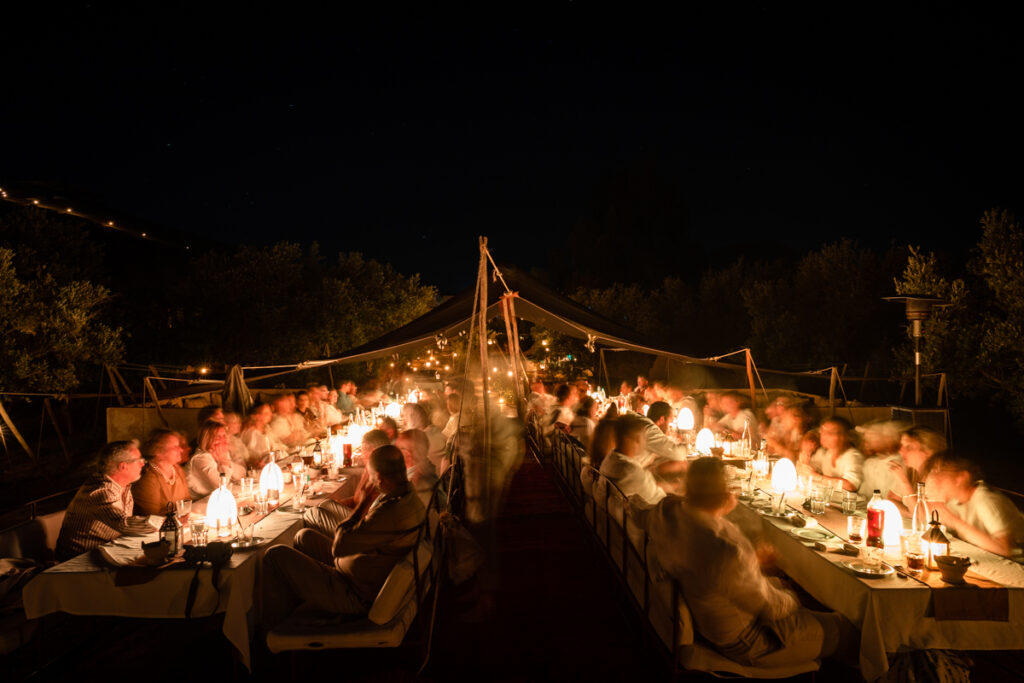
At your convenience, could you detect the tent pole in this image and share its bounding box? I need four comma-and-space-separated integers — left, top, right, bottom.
477, 237, 492, 518
829, 367, 838, 418
745, 349, 757, 414
0, 399, 34, 459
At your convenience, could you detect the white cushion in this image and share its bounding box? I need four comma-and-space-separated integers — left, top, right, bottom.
367, 540, 433, 626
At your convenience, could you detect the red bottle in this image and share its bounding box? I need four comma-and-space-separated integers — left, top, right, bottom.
866, 490, 885, 548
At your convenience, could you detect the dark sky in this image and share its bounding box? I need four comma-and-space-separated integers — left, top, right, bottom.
2, 6, 1022, 291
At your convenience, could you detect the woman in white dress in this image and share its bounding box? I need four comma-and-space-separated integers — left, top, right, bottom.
187, 419, 246, 498
241, 402, 283, 467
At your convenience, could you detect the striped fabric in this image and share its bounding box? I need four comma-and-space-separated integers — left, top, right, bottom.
55, 476, 135, 561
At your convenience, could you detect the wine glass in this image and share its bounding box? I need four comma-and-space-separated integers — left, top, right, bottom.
175, 498, 192, 524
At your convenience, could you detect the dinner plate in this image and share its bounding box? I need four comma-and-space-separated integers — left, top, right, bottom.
791, 528, 831, 542
231, 536, 268, 549
840, 560, 894, 578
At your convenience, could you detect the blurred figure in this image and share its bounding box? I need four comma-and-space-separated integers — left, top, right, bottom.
650, 458, 856, 668
133, 429, 190, 515
888, 425, 947, 507
760, 395, 792, 442
402, 402, 447, 473
714, 392, 759, 441
323, 390, 344, 428
442, 391, 462, 441
270, 393, 308, 448
378, 416, 399, 442
925, 451, 1024, 559
569, 395, 598, 450
599, 415, 668, 507
336, 380, 358, 416
242, 402, 284, 466
857, 420, 909, 498
765, 403, 810, 461
56, 440, 151, 560
296, 390, 326, 438
188, 419, 246, 498
634, 375, 649, 394
396, 429, 439, 505
802, 417, 863, 492
550, 383, 578, 431
175, 430, 192, 466
634, 400, 687, 463
222, 411, 252, 468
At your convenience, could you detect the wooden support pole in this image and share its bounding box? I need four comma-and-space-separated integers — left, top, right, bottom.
0, 399, 34, 459
44, 398, 72, 464
745, 349, 757, 414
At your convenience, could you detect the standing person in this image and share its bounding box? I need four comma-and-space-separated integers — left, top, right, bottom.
925, 451, 1024, 559
188, 419, 245, 498
56, 441, 151, 560
133, 429, 191, 515
649, 458, 856, 668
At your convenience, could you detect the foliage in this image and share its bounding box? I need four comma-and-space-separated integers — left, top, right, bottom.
0, 247, 124, 393
162, 242, 437, 366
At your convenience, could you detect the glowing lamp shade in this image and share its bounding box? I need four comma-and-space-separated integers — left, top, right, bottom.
695, 428, 715, 455
877, 500, 904, 547
384, 402, 402, 419
642, 404, 649, 416
407, 390, 419, 404
207, 482, 238, 538
771, 458, 797, 494
676, 407, 695, 431
259, 460, 284, 505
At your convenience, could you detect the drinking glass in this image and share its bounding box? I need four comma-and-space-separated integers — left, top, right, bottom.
175, 498, 192, 524
241, 477, 255, 498
294, 491, 307, 513
847, 515, 865, 544
841, 491, 858, 515
253, 492, 269, 516
190, 516, 208, 547
810, 485, 827, 515
862, 545, 883, 569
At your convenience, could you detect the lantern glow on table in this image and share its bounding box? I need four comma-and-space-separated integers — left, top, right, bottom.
384, 402, 402, 420
695, 428, 715, 456
922, 509, 951, 570
676, 407, 695, 431
207, 481, 238, 538
770, 458, 797, 513
259, 460, 284, 506
876, 499, 904, 548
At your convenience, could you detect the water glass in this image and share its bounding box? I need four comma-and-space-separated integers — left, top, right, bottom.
240, 477, 255, 498
841, 491, 858, 515
175, 498, 192, 523
253, 492, 269, 516
862, 545, 883, 569
190, 516, 208, 547
293, 491, 307, 513
810, 485, 827, 515
740, 473, 754, 499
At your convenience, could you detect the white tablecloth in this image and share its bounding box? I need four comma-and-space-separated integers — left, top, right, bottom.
731, 493, 1024, 681
23, 469, 362, 670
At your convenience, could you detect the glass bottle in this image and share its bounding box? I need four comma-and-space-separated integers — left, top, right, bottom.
866, 489, 885, 548
160, 501, 182, 554
911, 482, 930, 535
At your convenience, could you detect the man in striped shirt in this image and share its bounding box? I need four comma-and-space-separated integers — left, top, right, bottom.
56, 440, 151, 561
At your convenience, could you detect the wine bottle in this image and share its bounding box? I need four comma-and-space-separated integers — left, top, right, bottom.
160, 502, 182, 554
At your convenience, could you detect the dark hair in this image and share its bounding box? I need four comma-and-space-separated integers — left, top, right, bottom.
197, 405, 223, 424
295, 390, 309, 400
603, 403, 619, 420
613, 415, 647, 451
589, 419, 617, 470
379, 416, 398, 435
823, 416, 853, 433
555, 383, 573, 403
247, 401, 269, 417
140, 429, 178, 461
647, 401, 672, 425
369, 444, 409, 483
576, 395, 596, 418
922, 450, 982, 483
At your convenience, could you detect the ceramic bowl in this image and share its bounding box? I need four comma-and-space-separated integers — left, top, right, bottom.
935, 554, 971, 583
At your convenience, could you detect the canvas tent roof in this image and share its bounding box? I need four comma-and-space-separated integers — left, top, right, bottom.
312, 265, 741, 370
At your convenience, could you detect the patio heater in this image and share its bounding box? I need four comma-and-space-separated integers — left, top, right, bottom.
882, 294, 950, 406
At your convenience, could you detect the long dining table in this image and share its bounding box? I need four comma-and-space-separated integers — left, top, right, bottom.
729, 485, 1024, 681
22, 467, 363, 671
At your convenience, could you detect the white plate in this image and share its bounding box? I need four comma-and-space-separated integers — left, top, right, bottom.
791, 528, 831, 542
840, 560, 894, 578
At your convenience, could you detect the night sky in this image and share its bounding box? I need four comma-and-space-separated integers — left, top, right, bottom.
2, 6, 1022, 292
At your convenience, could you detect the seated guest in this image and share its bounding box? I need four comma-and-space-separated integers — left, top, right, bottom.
649, 458, 855, 668
187, 419, 246, 498
549, 383, 578, 432
760, 394, 792, 442
599, 415, 669, 508
712, 392, 760, 442
634, 375, 649, 394
175, 430, 192, 465
886, 425, 947, 507
262, 445, 426, 626
925, 451, 1024, 559
295, 390, 326, 439
336, 380, 358, 416
196, 405, 224, 428
56, 440, 151, 560
303, 430, 392, 535
323, 390, 344, 428
635, 400, 687, 463
241, 402, 285, 466
569, 396, 598, 450
396, 429, 439, 505
133, 429, 191, 515
222, 411, 253, 468
402, 403, 447, 473
801, 417, 864, 492
378, 416, 399, 442
765, 403, 811, 461
269, 393, 308, 448
856, 420, 909, 498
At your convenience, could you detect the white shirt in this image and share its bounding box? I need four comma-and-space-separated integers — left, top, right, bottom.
717, 409, 760, 441
948, 482, 1024, 549
810, 447, 864, 490
649, 499, 798, 647
598, 451, 666, 508
569, 415, 595, 450
859, 453, 902, 498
